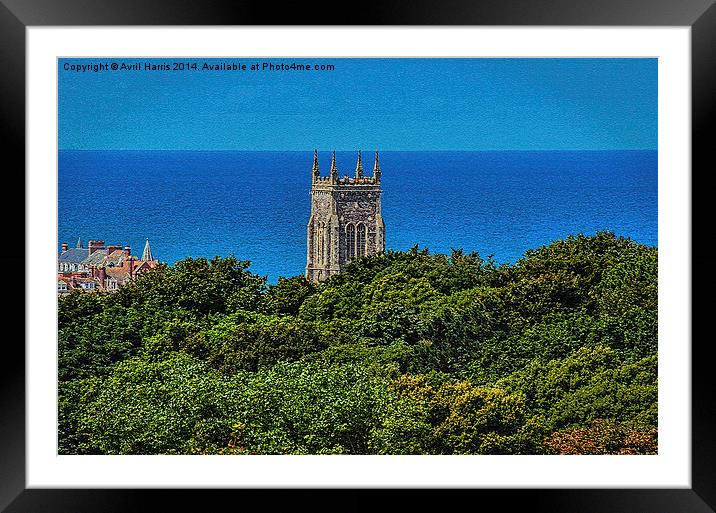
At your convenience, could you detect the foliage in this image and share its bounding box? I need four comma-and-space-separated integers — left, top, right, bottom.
196, 312, 326, 373
260, 276, 317, 316
224, 362, 394, 455
58, 233, 658, 455
382, 374, 530, 454
544, 419, 658, 455
498, 347, 657, 433
60, 353, 239, 454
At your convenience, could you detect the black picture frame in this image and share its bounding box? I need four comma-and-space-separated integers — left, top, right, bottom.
2, 1, 714, 511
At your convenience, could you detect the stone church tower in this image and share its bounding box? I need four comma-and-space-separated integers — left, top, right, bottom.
306, 150, 386, 282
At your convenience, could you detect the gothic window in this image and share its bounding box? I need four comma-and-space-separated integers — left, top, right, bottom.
357, 224, 366, 257
317, 223, 324, 264
315, 223, 320, 264
346, 224, 356, 260
325, 224, 331, 264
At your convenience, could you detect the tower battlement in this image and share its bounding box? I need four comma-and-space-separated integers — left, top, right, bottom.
312, 175, 379, 186
306, 150, 386, 282
311, 150, 382, 186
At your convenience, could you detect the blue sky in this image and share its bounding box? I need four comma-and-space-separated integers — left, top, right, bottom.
58, 58, 656, 151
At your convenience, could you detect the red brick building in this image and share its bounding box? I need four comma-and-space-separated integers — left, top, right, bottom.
58, 238, 159, 294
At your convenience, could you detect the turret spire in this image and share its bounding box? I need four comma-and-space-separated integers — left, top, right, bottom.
76, 237, 83, 249
312, 149, 320, 181
330, 150, 338, 183
141, 238, 153, 261
373, 151, 381, 183
355, 149, 364, 179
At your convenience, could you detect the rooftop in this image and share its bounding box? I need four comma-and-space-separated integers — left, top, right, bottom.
58, 247, 89, 263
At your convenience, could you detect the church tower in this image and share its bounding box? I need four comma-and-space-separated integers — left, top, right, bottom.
306, 150, 386, 282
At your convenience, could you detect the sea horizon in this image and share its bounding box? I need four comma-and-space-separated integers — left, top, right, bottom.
58, 149, 657, 283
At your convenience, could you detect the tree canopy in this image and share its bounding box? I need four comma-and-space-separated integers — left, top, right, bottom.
59, 232, 658, 455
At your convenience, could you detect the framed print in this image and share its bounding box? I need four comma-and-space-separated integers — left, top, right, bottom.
3, 0, 716, 511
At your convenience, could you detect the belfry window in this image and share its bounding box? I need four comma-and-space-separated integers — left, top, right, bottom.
357, 224, 366, 257
325, 224, 330, 263
317, 223, 325, 264
316, 224, 321, 264
347, 224, 356, 260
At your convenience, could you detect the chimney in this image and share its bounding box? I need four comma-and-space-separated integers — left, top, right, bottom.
61, 243, 68, 253
123, 246, 131, 257
88, 240, 105, 255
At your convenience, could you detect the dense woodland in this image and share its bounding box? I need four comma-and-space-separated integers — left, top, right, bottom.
58, 232, 657, 455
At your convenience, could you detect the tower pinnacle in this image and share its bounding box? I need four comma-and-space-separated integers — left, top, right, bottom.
355, 149, 364, 179
330, 150, 338, 183
312, 149, 320, 181
373, 151, 381, 182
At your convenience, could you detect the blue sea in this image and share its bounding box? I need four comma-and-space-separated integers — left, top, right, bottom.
58, 150, 657, 283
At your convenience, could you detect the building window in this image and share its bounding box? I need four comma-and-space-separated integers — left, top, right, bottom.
346, 224, 355, 260
325, 224, 331, 264
322, 223, 328, 264
357, 224, 366, 257
315, 224, 321, 264
317, 223, 324, 265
